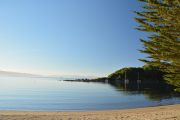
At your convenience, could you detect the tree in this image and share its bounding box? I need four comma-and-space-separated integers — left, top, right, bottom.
135, 0, 180, 91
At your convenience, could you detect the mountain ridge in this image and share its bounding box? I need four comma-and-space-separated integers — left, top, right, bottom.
0, 70, 43, 77
0, 70, 97, 80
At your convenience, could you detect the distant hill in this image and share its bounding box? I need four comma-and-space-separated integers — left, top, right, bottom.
0, 70, 96, 80
0, 70, 43, 77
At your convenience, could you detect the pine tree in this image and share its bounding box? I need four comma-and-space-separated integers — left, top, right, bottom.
135, 0, 180, 91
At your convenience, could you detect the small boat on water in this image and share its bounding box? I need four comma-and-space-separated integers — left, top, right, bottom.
124, 71, 129, 84
137, 72, 141, 83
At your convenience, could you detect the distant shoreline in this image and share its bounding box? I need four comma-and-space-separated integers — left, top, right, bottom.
0, 104, 179, 120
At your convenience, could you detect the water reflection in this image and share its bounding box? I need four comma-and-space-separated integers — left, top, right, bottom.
108, 79, 180, 101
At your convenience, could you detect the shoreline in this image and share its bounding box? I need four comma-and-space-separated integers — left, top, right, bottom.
0, 104, 179, 120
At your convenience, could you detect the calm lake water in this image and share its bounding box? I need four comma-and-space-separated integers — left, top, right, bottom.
0, 76, 179, 111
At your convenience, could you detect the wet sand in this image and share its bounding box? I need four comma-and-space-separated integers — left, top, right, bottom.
0, 104, 179, 120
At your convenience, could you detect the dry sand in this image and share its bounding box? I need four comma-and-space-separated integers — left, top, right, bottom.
0, 104, 180, 120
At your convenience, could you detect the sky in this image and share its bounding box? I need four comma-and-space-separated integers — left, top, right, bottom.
0, 0, 147, 77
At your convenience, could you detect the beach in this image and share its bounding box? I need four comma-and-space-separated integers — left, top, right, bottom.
0, 104, 179, 120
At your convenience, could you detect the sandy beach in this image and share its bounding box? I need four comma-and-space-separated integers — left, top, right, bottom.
0, 104, 179, 120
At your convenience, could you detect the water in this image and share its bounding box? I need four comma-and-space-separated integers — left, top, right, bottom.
0, 76, 179, 111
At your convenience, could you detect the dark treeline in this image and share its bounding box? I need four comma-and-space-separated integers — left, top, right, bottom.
108, 65, 163, 82
107, 66, 173, 91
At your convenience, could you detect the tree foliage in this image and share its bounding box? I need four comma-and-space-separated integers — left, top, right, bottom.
108, 67, 163, 81
135, 0, 180, 91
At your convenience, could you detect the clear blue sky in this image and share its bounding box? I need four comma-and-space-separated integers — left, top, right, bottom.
0, 0, 146, 77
